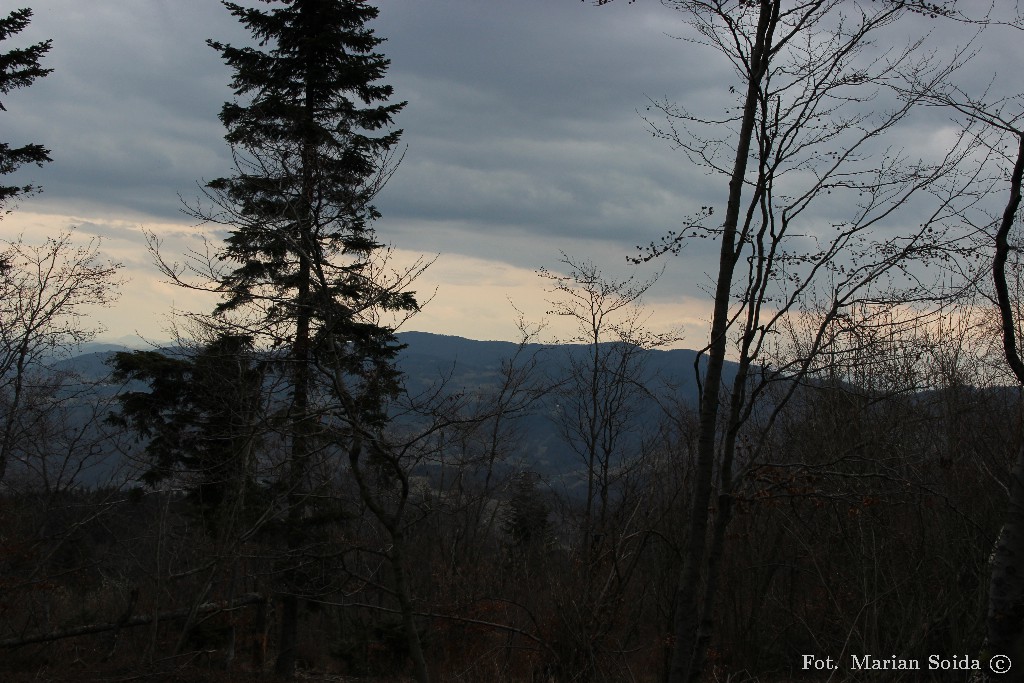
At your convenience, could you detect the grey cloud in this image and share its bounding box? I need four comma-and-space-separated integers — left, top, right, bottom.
3, 0, 1018, 324
8, 0, 715, 255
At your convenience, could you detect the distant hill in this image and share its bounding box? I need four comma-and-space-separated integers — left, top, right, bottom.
46, 332, 734, 486
394, 331, 717, 401
68, 331, 723, 400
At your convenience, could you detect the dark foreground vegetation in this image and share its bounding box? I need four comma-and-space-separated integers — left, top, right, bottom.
5, 0, 1024, 681
0, 336, 1017, 682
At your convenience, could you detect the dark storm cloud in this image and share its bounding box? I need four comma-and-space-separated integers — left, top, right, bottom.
4, 0, 1018, 306
5, 0, 730, 271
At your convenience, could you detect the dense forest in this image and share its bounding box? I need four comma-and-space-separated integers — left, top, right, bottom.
3, 1, 1024, 681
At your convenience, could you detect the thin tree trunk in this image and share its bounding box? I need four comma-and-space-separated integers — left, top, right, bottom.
0, 340, 30, 486
275, 225, 312, 678
988, 132, 1024, 675
275, 61, 318, 677
390, 533, 431, 683
347, 437, 430, 683
668, 3, 776, 682
987, 450, 1024, 674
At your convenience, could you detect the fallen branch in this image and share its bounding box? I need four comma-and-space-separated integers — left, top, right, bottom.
0, 593, 265, 649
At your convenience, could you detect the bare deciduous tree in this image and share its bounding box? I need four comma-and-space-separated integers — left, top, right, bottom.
888, 24, 1024, 666
538, 255, 678, 680
0, 231, 122, 486
596, 1, 983, 680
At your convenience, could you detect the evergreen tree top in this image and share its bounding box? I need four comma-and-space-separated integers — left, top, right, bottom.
208, 0, 404, 150
197, 0, 416, 384
0, 7, 52, 213
0, 8, 52, 108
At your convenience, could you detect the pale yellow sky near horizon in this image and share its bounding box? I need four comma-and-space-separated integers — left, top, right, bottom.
3, 211, 710, 349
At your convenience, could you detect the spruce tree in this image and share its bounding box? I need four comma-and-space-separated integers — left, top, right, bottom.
202, 1, 413, 676
0, 8, 51, 215
109, 335, 265, 534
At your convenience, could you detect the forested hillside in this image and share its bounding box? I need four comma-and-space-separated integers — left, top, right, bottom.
0, 325, 1016, 682
4, 1, 1024, 682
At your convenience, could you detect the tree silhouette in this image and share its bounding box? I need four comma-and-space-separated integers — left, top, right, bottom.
109, 334, 266, 534
193, 1, 413, 676
0, 8, 51, 215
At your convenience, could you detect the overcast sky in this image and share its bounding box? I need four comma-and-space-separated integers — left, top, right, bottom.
2, 1, 1020, 347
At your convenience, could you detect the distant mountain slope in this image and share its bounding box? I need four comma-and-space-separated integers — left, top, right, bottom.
49, 332, 735, 482
68, 332, 726, 400
390, 332, 737, 478
394, 330, 720, 404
